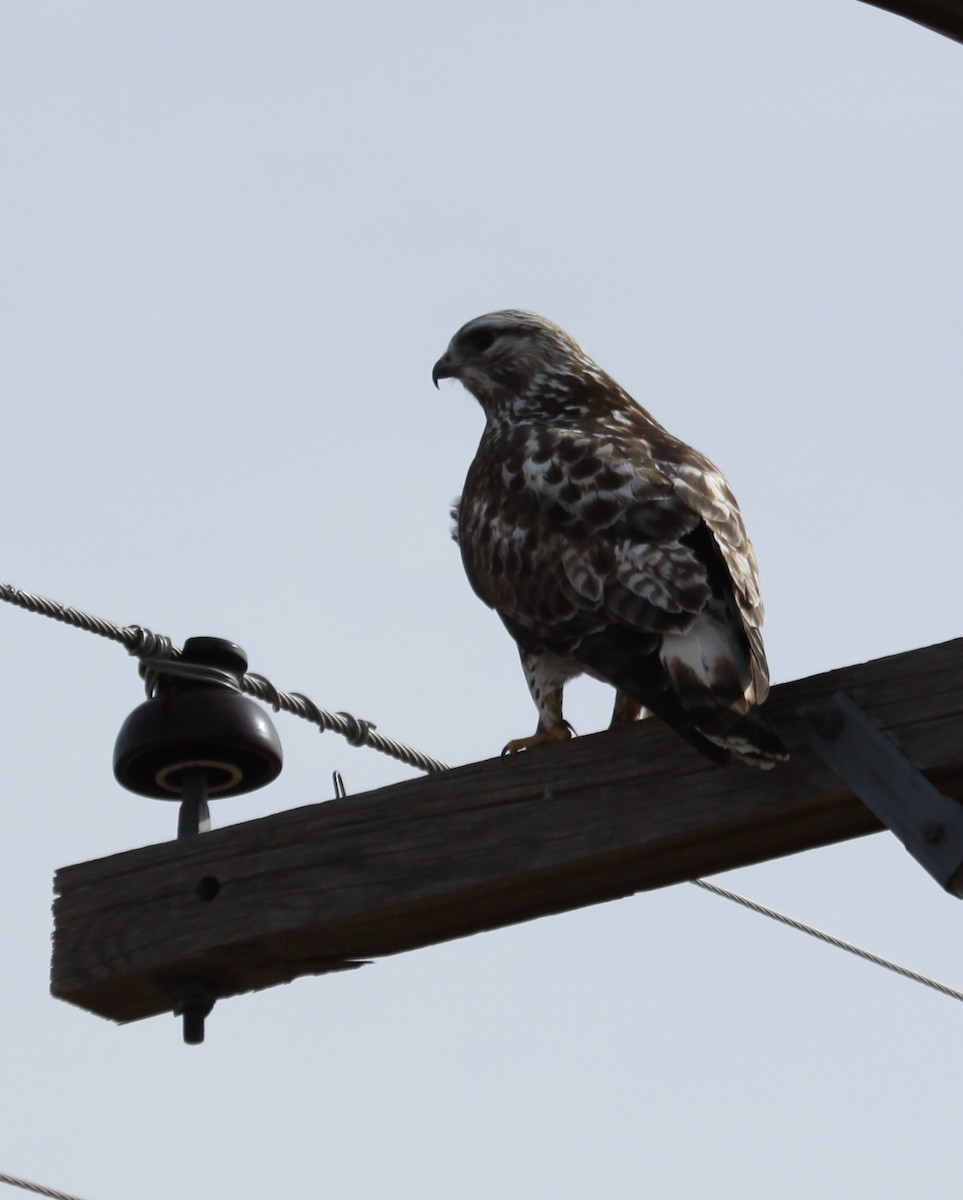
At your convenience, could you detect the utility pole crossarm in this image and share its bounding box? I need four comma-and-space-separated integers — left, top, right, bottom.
52, 638, 963, 1026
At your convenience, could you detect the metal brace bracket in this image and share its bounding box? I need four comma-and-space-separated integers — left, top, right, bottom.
804, 691, 963, 897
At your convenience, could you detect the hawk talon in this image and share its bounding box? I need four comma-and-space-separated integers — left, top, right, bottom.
501, 725, 573, 756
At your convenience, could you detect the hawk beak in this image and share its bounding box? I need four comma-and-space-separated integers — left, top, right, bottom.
432, 354, 458, 388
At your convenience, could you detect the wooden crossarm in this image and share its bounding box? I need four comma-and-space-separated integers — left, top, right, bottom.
51, 638, 963, 1025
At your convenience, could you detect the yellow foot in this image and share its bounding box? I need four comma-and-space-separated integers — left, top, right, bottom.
609, 691, 644, 729
501, 725, 573, 756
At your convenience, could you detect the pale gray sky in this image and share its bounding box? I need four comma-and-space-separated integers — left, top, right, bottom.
3, 3, 963, 1197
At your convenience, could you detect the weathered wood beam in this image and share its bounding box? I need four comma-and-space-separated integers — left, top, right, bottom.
858, 0, 963, 45
52, 639, 963, 1025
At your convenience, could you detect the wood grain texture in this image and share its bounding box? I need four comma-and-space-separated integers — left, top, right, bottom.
858, 0, 963, 44
52, 639, 963, 1024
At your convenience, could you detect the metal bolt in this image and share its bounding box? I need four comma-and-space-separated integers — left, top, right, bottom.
802, 704, 844, 741
921, 822, 945, 845
170, 978, 218, 1045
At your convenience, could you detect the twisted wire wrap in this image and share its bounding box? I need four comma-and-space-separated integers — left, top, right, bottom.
0, 582, 451, 774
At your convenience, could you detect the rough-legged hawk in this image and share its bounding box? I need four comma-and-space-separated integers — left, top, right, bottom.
433, 309, 786, 768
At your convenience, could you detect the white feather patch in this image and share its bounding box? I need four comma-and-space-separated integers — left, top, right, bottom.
659, 611, 752, 703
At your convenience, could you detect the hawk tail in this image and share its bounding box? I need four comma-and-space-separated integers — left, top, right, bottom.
575, 621, 788, 769
685, 707, 788, 769
659, 618, 787, 769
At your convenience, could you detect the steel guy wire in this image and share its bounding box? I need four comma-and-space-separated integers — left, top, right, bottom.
0, 580, 451, 774
0, 1172, 90, 1200
692, 877, 963, 1004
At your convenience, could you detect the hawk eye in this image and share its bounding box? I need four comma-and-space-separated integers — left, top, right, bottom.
464, 328, 497, 355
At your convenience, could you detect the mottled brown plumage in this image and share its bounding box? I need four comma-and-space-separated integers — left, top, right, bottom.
433, 310, 786, 767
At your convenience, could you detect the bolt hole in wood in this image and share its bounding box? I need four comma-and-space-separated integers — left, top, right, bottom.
196, 876, 221, 902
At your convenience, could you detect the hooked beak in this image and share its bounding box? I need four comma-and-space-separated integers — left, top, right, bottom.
432, 353, 458, 388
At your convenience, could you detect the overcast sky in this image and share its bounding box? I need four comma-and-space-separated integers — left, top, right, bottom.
3, 3, 963, 1198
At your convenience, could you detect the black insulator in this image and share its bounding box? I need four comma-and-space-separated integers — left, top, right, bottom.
113, 636, 283, 800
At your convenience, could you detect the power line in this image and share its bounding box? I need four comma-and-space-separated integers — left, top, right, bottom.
0, 581, 451, 774
0, 1172, 89, 1200
692, 878, 963, 1004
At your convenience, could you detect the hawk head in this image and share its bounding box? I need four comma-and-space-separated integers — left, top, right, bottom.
432, 310, 607, 419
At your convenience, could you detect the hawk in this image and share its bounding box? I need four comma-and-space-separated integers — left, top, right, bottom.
433, 309, 786, 768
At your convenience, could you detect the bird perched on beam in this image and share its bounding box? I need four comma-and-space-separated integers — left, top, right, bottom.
433, 309, 786, 768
